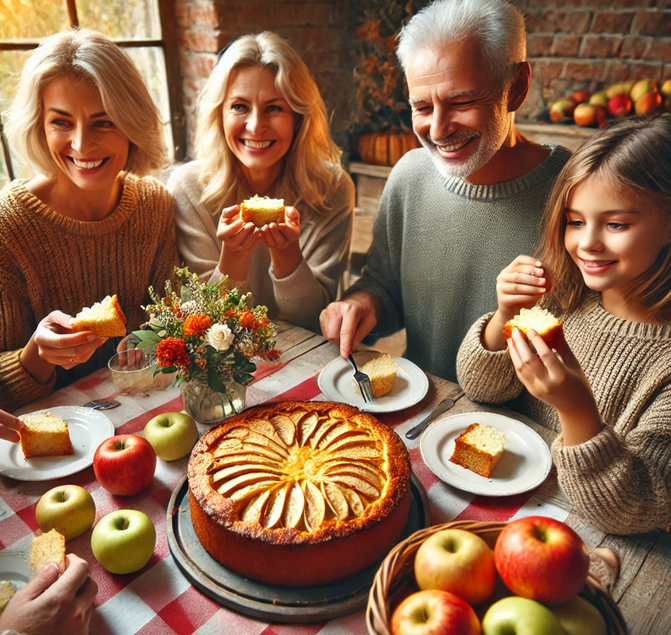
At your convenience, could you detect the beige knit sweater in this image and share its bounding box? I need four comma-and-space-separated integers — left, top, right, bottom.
0, 175, 179, 411
456, 292, 671, 535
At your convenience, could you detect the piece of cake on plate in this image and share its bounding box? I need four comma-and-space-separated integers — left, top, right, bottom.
18, 411, 74, 459
449, 423, 506, 478
360, 354, 399, 398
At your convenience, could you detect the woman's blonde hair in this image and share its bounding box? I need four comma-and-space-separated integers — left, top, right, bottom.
5, 28, 167, 177
537, 115, 671, 322
194, 31, 342, 215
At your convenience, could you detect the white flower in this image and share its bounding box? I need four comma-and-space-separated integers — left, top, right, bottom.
206, 323, 235, 351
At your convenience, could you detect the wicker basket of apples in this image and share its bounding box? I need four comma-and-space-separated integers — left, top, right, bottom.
366, 518, 628, 635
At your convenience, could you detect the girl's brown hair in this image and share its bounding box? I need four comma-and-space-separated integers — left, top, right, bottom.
537, 114, 671, 322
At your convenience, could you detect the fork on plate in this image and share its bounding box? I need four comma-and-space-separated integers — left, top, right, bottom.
348, 354, 375, 404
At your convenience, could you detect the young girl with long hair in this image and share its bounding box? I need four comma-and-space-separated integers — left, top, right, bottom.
168, 31, 354, 333
456, 115, 671, 534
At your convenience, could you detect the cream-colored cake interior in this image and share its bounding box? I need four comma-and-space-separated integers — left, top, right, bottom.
462, 423, 506, 454
508, 306, 559, 333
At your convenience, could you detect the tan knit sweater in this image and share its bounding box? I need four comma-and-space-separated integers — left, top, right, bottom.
456, 292, 671, 535
0, 175, 179, 411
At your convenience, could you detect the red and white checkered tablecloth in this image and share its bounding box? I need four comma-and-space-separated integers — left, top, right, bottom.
0, 344, 568, 635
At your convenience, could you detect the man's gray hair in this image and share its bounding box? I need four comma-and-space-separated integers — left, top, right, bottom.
397, 0, 526, 84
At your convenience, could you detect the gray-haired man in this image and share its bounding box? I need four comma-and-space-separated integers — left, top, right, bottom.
321, 0, 570, 382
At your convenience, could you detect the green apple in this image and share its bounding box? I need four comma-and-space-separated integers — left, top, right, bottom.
91, 509, 156, 574
482, 597, 564, 635
143, 412, 198, 461
35, 484, 96, 541
551, 596, 607, 635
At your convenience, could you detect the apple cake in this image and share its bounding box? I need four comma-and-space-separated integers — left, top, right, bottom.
449, 423, 506, 478
18, 411, 74, 459
240, 195, 285, 227
71, 294, 127, 337
503, 306, 564, 350
187, 400, 411, 586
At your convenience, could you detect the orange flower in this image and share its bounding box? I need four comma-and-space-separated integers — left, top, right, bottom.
156, 337, 190, 368
239, 311, 259, 332
224, 309, 237, 321
183, 314, 212, 336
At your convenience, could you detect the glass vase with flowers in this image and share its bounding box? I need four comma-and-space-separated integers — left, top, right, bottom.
132, 267, 279, 424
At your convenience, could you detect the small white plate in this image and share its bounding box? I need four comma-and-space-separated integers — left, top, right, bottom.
318, 351, 429, 413
0, 406, 115, 481
0, 551, 29, 589
420, 411, 552, 496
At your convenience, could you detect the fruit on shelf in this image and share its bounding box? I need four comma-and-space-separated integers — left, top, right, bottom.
573, 103, 608, 128
494, 516, 590, 605
414, 528, 496, 606
634, 90, 662, 115
570, 90, 591, 104
605, 81, 634, 99
482, 596, 564, 635
143, 412, 198, 461
390, 589, 481, 635
629, 78, 656, 103
93, 434, 157, 496
91, 509, 156, 574
588, 91, 609, 107
550, 596, 608, 635
35, 484, 96, 541
607, 94, 632, 118
549, 99, 576, 123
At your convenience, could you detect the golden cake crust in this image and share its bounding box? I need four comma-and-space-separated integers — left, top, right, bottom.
187, 400, 411, 585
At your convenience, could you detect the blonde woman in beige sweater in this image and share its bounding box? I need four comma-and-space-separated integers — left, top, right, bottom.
457, 116, 671, 535
0, 30, 178, 411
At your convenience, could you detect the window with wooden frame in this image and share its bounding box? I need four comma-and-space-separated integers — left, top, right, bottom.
0, 0, 185, 188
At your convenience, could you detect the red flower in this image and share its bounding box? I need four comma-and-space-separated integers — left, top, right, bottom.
183, 314, 212, 336
267, 349, 281, 361
239, 311, 259, 332
224, 309, 237, 321
156, 337, 190, 368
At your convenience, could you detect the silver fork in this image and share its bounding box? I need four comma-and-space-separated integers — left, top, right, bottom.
348, 354, 375, 404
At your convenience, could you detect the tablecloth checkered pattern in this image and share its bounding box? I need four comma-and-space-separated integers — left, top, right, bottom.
0, 352, 568, 635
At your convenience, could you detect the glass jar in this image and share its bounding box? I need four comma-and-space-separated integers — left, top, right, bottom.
180, 379, 246, 425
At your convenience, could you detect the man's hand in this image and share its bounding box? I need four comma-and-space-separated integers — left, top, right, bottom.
0, 409, 21, 443
320, 292, 379, 358
0, 554, 97, 635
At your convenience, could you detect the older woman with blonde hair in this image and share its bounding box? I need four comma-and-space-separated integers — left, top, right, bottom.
168, 31, 354, 332
0, 29, 178, 411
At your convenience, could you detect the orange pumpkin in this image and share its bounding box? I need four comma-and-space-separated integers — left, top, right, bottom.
358, 132, 420, 166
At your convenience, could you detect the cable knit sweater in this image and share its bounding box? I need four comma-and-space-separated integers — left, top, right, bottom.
456, 293, 671, 535
0, 175, 179, 411
168, 161, 354, 333
348, 146, 571, 381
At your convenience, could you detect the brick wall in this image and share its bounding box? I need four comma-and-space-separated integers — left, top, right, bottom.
515, 0, 671, 120
174, 0, 351, 158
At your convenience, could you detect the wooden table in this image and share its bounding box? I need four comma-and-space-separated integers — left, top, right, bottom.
1, 322, 669, 634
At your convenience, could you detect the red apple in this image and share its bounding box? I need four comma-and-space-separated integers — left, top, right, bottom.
570, 90, 590, 104
414, 528, 496, 606
608, 94, 632, 118
549, 99, 576, 123
93, 434, 156, 496
635, 90, 662, 115
494, 516, 590, 605
391, 589, 481, 635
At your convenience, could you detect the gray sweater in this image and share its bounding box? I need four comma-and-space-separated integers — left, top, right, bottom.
168, 161, 354, 333
350, 146, 571, 382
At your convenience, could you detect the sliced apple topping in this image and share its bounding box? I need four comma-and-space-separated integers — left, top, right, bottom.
208, 405, 389, 533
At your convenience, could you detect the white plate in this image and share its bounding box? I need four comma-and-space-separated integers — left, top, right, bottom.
0, 406, 115, 481
318, 351, 429, 413
420, 411, 552, 496
0, 551, 29, 589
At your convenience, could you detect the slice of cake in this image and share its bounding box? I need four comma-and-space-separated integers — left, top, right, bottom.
0, 580, 15, 615
29, 529, 66, 575
503, 306, 564, 350
18, 411, 74, 459
240, 195, 285, 227
449, 423, 506, 478
71, 294, 127, 337
360, 354, 399, 398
